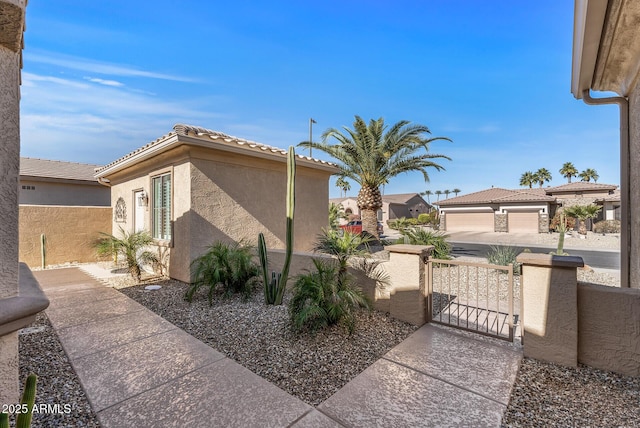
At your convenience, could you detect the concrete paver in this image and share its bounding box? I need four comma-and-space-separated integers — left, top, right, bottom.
33, 267, 522, 427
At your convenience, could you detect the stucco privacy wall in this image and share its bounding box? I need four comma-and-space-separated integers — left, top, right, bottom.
577, 283, 640, 376
19, 206, 112, 267
0, 0, 26, 405
630, 77, 640, 288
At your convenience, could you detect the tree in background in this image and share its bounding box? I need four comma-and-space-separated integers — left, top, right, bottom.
535, 168, 552, 187
299, 116, 451, 239
328, 202, 347, 230
559, 162, 578, 183
452, 188, 461, 196
420, 189, 433, 204
520, 171, 536, 189
564, 204, 602, 236
435, 190, 443, 202
335, 176, 351, 198
580, 168, 599, 183
444, 189, 451, 199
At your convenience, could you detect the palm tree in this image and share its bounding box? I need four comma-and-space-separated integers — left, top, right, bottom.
452, 188, 461, 196
435, 190, 443, 202
535, 168, 552, 187
564, 204, 602, 235
95, 226, 159, 280
335, 176, 351, 198
520, 171, 536, 189
559, 162, 578, 183
420, 190, 433, 204
580, 168, 599, 183
444, 189, 451, 199
298, 116, 451, 239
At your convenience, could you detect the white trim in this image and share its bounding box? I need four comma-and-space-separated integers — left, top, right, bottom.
499, 204, 548, 214
571, 0, 609, 99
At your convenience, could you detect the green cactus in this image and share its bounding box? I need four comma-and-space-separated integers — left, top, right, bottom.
261, 146, 296, 305
40, 234, 46, 269
0, 374, 37, 428
552, 212, 569, 256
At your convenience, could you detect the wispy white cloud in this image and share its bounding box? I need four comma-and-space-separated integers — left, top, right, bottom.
84, 77, 125, 87
26, 51, 196, 83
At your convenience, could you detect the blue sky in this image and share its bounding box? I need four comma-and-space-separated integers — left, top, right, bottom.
21, 1, 620, 199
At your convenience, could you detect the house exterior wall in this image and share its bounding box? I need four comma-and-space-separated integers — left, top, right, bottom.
0, 0, 27, 405
19, 179, 110, 206
629, 75, 640, 288
19, 206, 112, 267
187, 148, 329, 275
555, 191, 613, 208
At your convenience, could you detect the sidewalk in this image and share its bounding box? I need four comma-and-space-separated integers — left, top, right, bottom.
34, 266, 522, 427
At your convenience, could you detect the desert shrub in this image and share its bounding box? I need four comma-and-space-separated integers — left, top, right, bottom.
487, 245, 521, 275
593, 220, 620, 234
289, 259, 371, 334
185, 241, 259, 304
398, 228, 451, 259
387, 219, 398, 230
417, 213, 430, 224
95, 226, 158, 280
550, 211, 576, 231
407, 217, 420, 226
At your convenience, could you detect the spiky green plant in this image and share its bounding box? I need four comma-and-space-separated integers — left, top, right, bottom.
328, 202, 347, 230
289, 258, 371, 334
563, 204, 602, 235
398, 227, 452, 259
95, 226, 158, 280
487, 245, 521, 275
551, 212, 569, 256
186, 241, 259, 303
1, 373, 37, 428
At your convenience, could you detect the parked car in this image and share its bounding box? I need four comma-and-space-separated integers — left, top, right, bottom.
339, 220, 384, 235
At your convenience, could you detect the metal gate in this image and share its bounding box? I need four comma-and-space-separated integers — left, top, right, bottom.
427, 259, 519, 341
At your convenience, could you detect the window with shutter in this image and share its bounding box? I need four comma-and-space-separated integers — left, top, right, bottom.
152, 174, 171, 240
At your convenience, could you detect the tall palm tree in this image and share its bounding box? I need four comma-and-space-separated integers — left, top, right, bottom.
520, 171, 536, 189
535, 168, 552, 187
298, 116, 451, 239
335, 176, 351, 198
580, 168, 599, 183
444, 189, 451, 199
452, 188, 461, 196
435, 190, 443, 202
420, 190, 433, 204
564, 204, 601, 235
559, 162, 578, 183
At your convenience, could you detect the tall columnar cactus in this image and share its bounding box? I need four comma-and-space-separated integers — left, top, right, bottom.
0, 374, 38, 428
555, 212, 568, 256
261, 146, 296, 305
40, 234, 46, 269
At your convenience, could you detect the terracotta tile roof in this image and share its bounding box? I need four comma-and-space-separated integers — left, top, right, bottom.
382, 193, 426, 204
95, 124, 336, 176
20, 157, 102, 182
437, 187, 555, 206
545, 182, 617, 193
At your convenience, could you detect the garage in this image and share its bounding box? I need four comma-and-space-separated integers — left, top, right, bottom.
507, 211, 539, 233
445, 212, 494, 232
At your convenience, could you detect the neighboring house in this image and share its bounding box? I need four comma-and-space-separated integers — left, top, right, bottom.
436, 182, 619, 233
95, 124, 337, 283
20, 157, 110, 206
330, 193, 431, 225
597, 192, 621, 221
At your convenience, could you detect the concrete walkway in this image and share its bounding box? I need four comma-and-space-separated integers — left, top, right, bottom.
34, 267, 522, 427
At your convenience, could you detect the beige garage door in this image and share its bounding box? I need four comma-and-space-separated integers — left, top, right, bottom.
445, 212, 494, 232
507, 211, 539, 233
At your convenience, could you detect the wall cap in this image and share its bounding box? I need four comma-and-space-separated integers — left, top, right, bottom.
516, 252, 584, 268
384, 244, 434, 256
0, 263, 50, 337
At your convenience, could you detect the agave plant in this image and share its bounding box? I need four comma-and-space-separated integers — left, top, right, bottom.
398, 227, 452, 259
95, 226, 158, 280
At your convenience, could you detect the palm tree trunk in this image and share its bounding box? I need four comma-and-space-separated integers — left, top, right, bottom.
357, 185, 382, 239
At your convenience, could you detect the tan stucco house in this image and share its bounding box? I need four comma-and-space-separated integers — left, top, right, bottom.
20, 157, 110, 206
330, 193, 431, 225
572, 0, 640, 288
95, 124, 337, 283
437, 182, 618, 233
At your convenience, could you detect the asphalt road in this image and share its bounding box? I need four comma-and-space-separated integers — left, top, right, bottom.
450, 242, 621, 270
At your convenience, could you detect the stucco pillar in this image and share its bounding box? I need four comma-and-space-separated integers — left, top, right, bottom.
384, 244, 432, 326
0, 0, 27, 405
628, 81, 640, 289
516, 253, 584, 368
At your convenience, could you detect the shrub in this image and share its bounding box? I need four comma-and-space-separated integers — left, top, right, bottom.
289, 259, 370, 334
487, 245, 521, 275
550, 211, 576, 231
398, 228, 451, 259
593, 220, 620, 234
95, 226, 159, 280
417, 213, 430, 224
185, 241, 259, 304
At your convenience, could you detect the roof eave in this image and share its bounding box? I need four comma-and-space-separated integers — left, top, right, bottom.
571, 0, 609, 99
